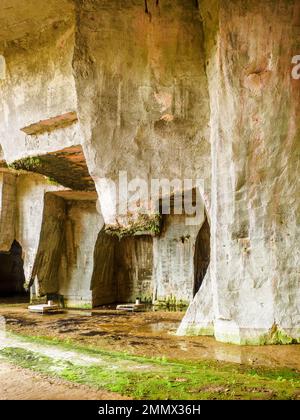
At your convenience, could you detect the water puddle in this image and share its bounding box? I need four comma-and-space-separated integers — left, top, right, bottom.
0, 305, 299, 372
135, 321, 180, 334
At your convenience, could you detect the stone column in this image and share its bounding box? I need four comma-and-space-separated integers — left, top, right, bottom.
0, 171, 17, 251
207, 0, 300, 344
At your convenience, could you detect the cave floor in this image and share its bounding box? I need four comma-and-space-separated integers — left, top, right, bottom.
0, 360, 127, 400
0, 300, 299, 400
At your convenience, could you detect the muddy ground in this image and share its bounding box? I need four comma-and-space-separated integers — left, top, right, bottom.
0, 300, 299, 372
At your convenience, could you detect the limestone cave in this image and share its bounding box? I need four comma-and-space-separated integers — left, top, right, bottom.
0, 0, 299, 402
0, 240, 26, 296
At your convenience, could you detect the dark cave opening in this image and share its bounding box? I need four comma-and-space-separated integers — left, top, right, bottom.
91, 230, 153, 307
114, 235, 153, 304
193, 218, 210, 297
0, 240, 26, 296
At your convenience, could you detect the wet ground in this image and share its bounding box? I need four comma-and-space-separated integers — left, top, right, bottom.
1, 330, 299, 400
0, 300, 299, 372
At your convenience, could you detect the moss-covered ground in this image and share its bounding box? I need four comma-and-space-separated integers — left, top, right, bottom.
0, 333, 299, 400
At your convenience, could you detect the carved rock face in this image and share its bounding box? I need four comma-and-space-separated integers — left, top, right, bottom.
180, 0, 300, 344
0, 0, 299, 344
73, 0, 211, 225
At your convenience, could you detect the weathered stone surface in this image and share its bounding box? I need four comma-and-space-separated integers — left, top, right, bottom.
153, 212, 206, 304
180, 0, 300, 344
73, 0, 211, 225
92, 230, 194, 307
10, 145, 96, 192
59, 199, 103, 308
0, 0, 74, 43
91, 229, 116, 307
0, 0, 299, 344
0, 171, 17, 251
177, 270, 214, 337
30, 191, 103, 308
21, 112, 78, 136
0, 0, 78, 163
15, 173, 66, 283
32, 193, 66, 295
115, 236, 154, 303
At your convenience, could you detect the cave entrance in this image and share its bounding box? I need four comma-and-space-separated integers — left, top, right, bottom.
91, 231, 153, 307
152, 189, 210, 304
193, 217, 210, 297
114, 236, 153, 304
0, 240, 26, 297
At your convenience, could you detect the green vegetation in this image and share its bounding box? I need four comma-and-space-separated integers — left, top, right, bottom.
0, 334, 299, 400
154, 295, 189, 311
235, 325, 300, 346
65, 303, 93, 310
45, 176, 60, 186
183, 326, 215, 337
8, 157, 42, 172
105, 213, 162, 239
263, 324, 300, 345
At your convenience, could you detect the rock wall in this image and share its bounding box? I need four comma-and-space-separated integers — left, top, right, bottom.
92, 225, 208, 307
0, 0, 298, 344
15, 173, 65, 283
115, 236, 153, 303
91, 230, 116, 306
180, 0, 300, 344
73, 0, 211, 225
0, 0, 78, 163
0, 168, 104, 308
58, 200, 103, 308
30, 195, 103, 308
177, 271, 214, 337
0, 172, 17, 251
153, 212, 206, 304
32, 193, 66, 295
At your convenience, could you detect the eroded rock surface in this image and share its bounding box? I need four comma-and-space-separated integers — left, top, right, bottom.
73, 0, 211, 224
0, 0, 299, 344
195, 0, 300, 344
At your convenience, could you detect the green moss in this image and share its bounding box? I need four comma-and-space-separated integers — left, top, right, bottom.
0, 347, 53, 372
8, 157, 42, 172
105, 214, 162, 239
218, 325, 300, 346
45, 176, 60, 186
63, 301, 92, 310
184, 326, 215, 337
30, 296, 47, 305
154, 296, 189, 310
256, 325, 299, 345
1, 334, 299, 400
138, 295, 152, 304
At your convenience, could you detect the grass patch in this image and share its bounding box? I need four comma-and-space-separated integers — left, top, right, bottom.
0, 333, 299, 400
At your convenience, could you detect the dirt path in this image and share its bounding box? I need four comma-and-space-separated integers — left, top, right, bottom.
0, 360, 127, 400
